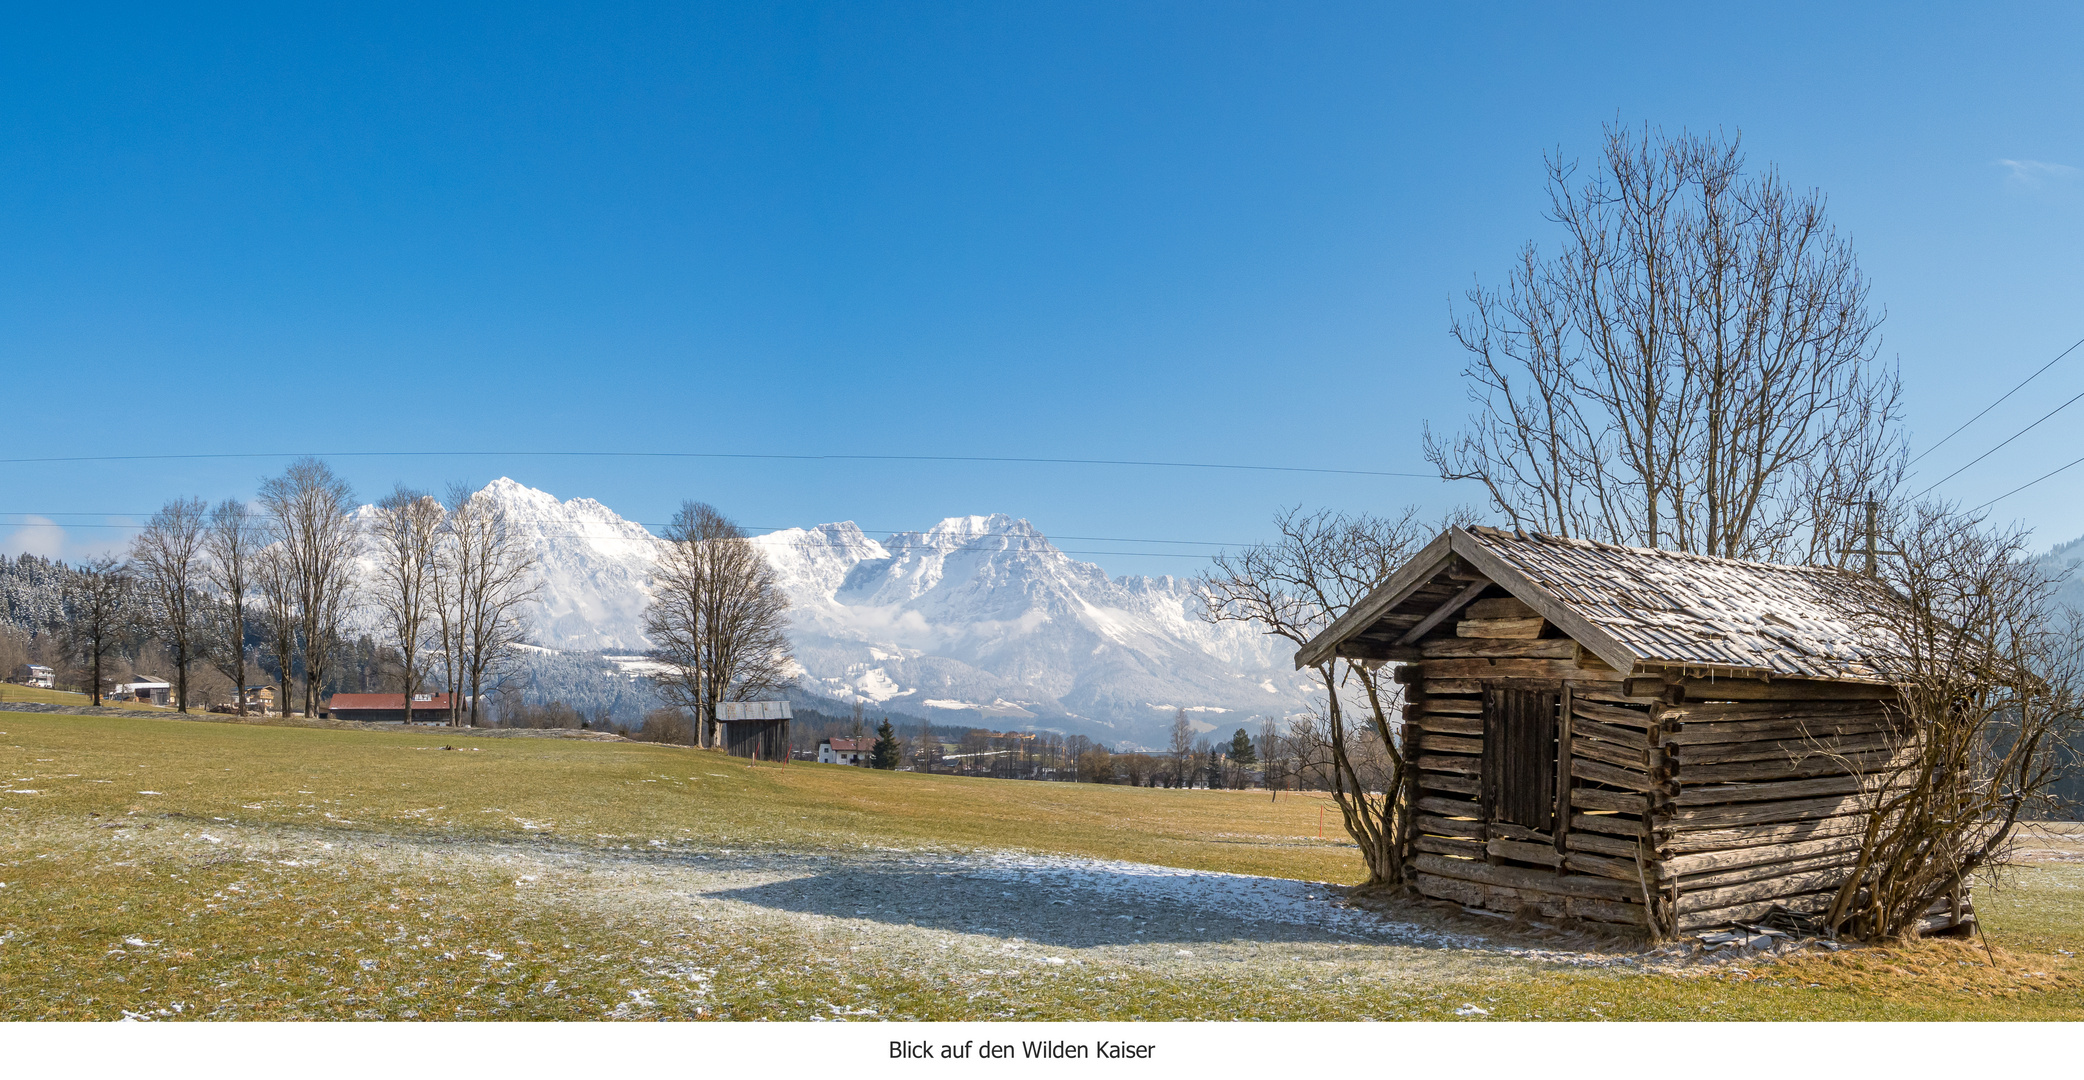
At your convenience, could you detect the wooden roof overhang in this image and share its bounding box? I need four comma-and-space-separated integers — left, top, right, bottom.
1294, 527, 1640, 674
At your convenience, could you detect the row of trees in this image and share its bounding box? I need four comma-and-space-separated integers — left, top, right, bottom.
33, 458, 538, 723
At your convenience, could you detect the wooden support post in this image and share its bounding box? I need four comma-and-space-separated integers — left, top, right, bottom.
1554, 683, 1574, 859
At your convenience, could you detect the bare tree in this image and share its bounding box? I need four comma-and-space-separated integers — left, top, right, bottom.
444, 484, 538, 726
1203, 507, 1433, 887
254, 540, 298, 716
257, 459, 360, 719
202, 499, 260, 714
1425, 123, 1904, 563
65, 557, 133, 706
1167, 708, 1194, 788
1821, 503, 2084, 940
642, 502, 794, 748
129, 497, 208, 711
368, 486, 444, 712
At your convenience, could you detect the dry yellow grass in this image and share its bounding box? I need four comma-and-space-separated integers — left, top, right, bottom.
2, 707, 2079, 1021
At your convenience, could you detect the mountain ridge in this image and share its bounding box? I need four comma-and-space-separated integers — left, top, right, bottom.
460, 480, 1312, 746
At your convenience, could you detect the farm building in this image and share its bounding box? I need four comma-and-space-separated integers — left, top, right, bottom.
1295, 525, 1969, 939
324, 692, 452, 723
717, 700, 791, 761
819, 736, 871, 766
112, 678, 172, 706
25, 664, 55, 689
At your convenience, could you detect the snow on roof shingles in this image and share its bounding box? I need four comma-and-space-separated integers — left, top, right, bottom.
1466, 527, 1889, 683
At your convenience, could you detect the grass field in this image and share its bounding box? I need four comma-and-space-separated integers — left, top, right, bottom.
0, 686, 178, 710
1, 708, 2078, 1021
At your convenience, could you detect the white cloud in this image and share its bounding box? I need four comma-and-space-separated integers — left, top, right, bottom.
1, 516, 67, 559
1996, 158, 2079, 189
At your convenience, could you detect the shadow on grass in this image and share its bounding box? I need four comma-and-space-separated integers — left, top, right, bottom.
699, 854, 1462, 950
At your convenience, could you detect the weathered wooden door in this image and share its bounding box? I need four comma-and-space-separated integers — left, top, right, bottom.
1482, 686, 1557, 831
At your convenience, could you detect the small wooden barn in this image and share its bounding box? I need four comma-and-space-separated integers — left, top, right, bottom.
717, 700, 792, 761
1296, 525, 1971, 938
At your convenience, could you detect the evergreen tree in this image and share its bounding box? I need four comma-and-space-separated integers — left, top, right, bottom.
1228, 727, 1257, 766
870, 717, 901, 770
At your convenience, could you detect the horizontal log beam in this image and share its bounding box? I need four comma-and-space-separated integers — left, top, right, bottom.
1571, 787, 1650, 814
1420, 637, 1578, 659
1661, 814, 1868, 854
1677, 749, 1907, 785
1413, 834, 1484, 857
1569, 812, 1647, 839
1680, 731, 1899, 765
1671, 773, 1881, 806
1416, 771, 1479, 796
1456, 617, 1546, 639
1410, 714, 1482, 737
1676, 868, 1853, 915
1415, 795, 1483, 818
1572, 700, 1659, 728
1416, 754, 1482, 775
1423, 658, 1623, 681
1572, 736, 1650, 771
1413, 733, 1483, 756
1488, 838, 1562, 867
1413, 873, 1647, 928
1410, 853, 1642, 903
1667, 793, 1876, 829
1413, 813, 1486, 839
1565, 830, 1645, 859
1670, 848, 1864, 892
1572, 757, 1666, 794
1673, 677, 1896, 702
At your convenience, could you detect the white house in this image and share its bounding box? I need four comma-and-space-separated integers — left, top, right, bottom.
818, 736, 871, 766
25, 665, 54, 689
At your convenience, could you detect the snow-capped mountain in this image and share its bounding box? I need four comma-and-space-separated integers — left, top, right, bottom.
450, 480, 1316, 745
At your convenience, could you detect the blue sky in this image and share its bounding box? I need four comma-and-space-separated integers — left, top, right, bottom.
3, 3, 2080, 577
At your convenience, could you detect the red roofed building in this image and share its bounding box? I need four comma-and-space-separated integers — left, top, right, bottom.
325, 692, 453, 724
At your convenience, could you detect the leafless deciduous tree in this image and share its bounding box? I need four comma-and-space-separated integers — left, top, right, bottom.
130, 497, 208, 711
254, 540, 298, 717
1823, 504, 2084, 940
441, 484, 538, 726
642, 502, 794, 748
1203, 507, 1434, 886
369, 486, 445, 710
203, 499, 261, 714
1425, 123, 1904, 563
65, 556, 134, 706
1168, 708, 1194, 787
258, 459, 360, 720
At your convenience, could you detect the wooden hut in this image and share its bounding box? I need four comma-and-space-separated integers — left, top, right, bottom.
717, 700, 792, 762
1295, 525, 1971, 938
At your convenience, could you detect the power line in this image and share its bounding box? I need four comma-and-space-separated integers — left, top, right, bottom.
1910, 385, 2084, 500
1968, 451, 2084, 514
0, 514, 1251, 550
0, 448, 1437, 480
1908, 335, 2084, 467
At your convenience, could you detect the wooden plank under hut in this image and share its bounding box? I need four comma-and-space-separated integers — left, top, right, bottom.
1296, 525, 1970, 940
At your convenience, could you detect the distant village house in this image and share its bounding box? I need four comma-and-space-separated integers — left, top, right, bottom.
818, 736, 871, 766
25, 664, 54, 689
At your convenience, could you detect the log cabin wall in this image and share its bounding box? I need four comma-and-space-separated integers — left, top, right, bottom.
1403, 593, 1659, 931
1649, 678, 1969, 935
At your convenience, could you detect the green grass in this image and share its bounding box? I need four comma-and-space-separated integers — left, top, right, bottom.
1, 708, 2078, 1021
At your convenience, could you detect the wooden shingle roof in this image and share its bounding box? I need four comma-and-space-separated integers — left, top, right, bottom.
1296, 526, 1894, 685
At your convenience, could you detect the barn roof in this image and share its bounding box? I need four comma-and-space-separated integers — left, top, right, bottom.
1295, 526, 1895, 684
326, 693, 453, 710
